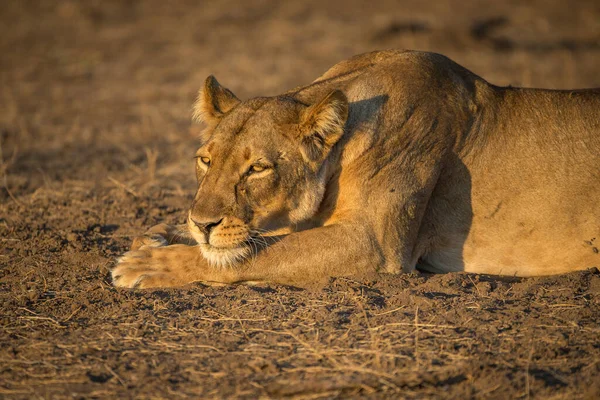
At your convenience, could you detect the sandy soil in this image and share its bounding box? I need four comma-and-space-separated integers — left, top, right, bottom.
1, 1, 599, 398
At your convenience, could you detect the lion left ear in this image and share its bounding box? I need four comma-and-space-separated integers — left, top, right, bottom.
193, 75, 241, 124
299, 90, 349, 164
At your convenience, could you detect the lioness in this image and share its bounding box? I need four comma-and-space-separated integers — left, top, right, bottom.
112, 50, 599, 289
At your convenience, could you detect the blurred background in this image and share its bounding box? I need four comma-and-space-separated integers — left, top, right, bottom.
1, 0, 600, 201
1, 0, 599, 213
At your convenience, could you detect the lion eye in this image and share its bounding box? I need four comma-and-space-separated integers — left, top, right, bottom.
249, 164, 266, 173
199, 156, 211, 166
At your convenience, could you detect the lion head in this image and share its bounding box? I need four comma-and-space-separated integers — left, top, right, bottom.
187, 76, 348, 266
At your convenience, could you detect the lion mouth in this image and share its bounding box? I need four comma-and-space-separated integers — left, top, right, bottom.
199, 243, 250, 267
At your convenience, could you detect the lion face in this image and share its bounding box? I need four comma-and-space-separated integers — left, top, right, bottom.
187, 76, 348, 266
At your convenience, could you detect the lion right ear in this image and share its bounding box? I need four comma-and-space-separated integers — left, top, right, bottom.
298, 90, 349, 164
193, 76, 241, 124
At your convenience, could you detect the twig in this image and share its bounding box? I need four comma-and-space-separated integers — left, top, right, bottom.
525, 337, 535, 400
373, 305, 406, 316
62, 306, 82, 322
18, 316, 64, 328
548, 304, 584, 308
354, 296, 382, 368
0, 139, 22, 206
414, 306, 419, 370
105, 364, 126, 386
145, 147, 158, 181
369, 322, 455, 331
108, 176, 138, 197
252, 329, 340, 367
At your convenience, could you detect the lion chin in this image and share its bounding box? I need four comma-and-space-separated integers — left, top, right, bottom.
199, 243, 251, 267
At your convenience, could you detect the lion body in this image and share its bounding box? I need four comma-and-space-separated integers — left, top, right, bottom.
293, 50, 599, 277
113, 50, 599, 288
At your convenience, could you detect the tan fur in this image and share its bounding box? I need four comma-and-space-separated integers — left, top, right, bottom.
112, 50, 600, 289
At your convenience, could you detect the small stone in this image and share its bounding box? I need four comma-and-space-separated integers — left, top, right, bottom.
66, 232, 78, 242
27, 291, 40, 302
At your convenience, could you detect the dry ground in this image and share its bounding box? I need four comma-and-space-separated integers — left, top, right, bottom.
1, 1, 599, 398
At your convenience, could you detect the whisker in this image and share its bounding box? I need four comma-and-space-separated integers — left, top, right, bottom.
246, 237, 259, 265
249, 233, 268, 248
249, 229, 291, 254
252, 235, 272, 252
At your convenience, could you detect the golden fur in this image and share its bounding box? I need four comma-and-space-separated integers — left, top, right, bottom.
112, 50, 600, 288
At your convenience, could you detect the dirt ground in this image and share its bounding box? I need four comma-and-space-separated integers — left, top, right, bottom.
1, 1, 599, 398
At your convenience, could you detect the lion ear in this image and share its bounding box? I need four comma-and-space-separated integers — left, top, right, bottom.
193, 76, 241, 124
299, 90, 349, 164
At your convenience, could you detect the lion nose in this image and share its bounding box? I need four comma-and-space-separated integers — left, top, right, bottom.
192, 218, 223, 235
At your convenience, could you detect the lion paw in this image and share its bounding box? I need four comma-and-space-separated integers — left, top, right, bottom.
131, 234, 168, 251
130, 223, 195, 251
112, 244, 209, 289
113, 247, 176, 288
